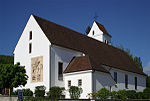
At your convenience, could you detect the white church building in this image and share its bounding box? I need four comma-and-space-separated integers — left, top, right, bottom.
13, 15, 147, 98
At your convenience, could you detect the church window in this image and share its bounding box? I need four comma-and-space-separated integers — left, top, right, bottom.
78, 79, 82, 86
29, 43, 32, 53
29, 31, 32, 40
93, 30, 94, 35
58, 62, 63, 80
125, 74, 128, 89
68, 80, 71, 87
114, 72, 117, 83
135, 77, 137, 90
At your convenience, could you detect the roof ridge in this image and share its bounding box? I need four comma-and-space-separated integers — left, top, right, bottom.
33, 14, 85, 36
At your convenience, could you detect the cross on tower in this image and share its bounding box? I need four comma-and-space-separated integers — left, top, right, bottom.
94, 12, 99, 21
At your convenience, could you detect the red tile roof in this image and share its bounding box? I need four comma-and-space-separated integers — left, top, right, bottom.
33, 15, 146, 76
64, 55, 109, 73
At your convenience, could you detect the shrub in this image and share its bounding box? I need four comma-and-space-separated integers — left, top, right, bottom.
126, 90, 136, 99
34, 85, 46, 97
111, 91, 118, 99
88, 93, 98, 99
24, 97, 51, 101
143, 88, 150, 99
23, 89, 33, 96
47, 86, 65, 99
117, 90, 127, 99
136, 92, 144, 99
12, 90, 18, 95
69, 86, 83, 99
97, 88, 110, 99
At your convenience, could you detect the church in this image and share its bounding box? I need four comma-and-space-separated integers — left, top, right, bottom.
13, 15, 146, 98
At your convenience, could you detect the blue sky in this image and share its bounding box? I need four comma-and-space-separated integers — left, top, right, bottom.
0, 0, 150, 75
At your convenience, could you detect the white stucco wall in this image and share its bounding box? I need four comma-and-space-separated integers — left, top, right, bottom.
109, 68, 146, 92
64, 70, 92, 99
14, 15, 51, 92
50, 45, 83, 87
87, 21, 111, 44
88, 22, 103, 42
93, 71, 115, 92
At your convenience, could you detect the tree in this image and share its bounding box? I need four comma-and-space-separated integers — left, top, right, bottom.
146, 76, 150, 88
97, 88, 110, 99
69, 86, 83, 99
0, 63, 28, 94
0, 55, 14, 64
118, 45, 143, 71
47, 86, 65, 99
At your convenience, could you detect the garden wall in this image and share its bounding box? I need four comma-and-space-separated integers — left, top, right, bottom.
0, 96, 17, 101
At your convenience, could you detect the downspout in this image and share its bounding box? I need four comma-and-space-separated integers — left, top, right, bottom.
50, 45, 52, 88
92, 69, 95, 93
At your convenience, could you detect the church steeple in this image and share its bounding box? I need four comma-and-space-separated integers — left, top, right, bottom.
87, 21, 112, 45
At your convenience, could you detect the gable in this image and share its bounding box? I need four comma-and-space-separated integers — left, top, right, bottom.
33, 15, 146, 76
13, 15, 50, 54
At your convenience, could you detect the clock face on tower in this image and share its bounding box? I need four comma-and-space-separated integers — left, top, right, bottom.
31, 56, 43, 82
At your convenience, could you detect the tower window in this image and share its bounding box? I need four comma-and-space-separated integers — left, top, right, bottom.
78, 79, 82, 86
114, 72, 117, 83
29, 31, 32, 40
29, 43, 32, 53
93, 30, 94, 35
58, 62, 63, 80
68, 80, 71, 87
135, 77, 137, 90
125, 74, 128, 89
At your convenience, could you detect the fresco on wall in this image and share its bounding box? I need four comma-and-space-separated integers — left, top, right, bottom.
31, 56, 43, 82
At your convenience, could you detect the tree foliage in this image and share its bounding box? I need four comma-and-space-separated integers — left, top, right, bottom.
118, 45, 143, 71
0, 55, 14, 64
146, 76, 150, 88
0, 63, 28, 89
97, 88, 110, 99
69, 86, 83, 99
47, 86, 65, 99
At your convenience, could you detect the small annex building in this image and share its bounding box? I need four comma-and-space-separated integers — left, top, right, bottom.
13, 15, 147, 98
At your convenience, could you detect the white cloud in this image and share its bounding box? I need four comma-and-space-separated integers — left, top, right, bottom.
144, 62, 150, 76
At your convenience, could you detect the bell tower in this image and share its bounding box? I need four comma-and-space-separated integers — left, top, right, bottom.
87, 21, 112, 45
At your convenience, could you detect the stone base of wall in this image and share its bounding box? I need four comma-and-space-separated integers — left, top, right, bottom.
0, 96, 18, 101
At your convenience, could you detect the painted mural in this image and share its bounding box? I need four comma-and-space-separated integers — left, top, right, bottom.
31, 56, 43, 82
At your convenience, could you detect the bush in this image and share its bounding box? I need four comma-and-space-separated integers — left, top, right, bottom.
88, 93, 98, 99
126, 90, 136, 99
117, 90, 127, 99
97, 88, 110, 99
143, 87, 150, 99
23, 97, 51, 101
34, 85, 46, 97
136, 92, 144, 99
47, 86, 65, 99
23, 89, 33, 96
69, 86, 83, 99
111, 91, 118, 99
12, 90, 18, 95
